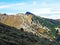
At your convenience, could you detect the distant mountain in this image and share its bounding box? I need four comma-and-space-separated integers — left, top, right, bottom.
56, 19, 60, 22
25, 12, 34, 15
0, 12, 60, 45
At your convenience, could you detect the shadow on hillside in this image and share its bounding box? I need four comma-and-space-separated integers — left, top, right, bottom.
0, 22, 59, 45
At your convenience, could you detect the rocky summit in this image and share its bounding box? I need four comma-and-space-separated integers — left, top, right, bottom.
0, 12, 60, 45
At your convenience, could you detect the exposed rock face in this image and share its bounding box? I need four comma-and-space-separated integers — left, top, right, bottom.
55, 27, 60, 34
0, 14, 32, 29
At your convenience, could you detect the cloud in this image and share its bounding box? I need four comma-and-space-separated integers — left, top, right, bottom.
40, 14, 60, 19
32, 8, 51, 15
0, 1, 60, 19
47, 15, 60, 19
0, 3, 25, 9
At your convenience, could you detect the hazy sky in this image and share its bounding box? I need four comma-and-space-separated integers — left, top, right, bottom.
0, 0, 60, 19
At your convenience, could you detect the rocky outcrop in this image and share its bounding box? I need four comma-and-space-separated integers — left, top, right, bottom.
0, 14, 32, 29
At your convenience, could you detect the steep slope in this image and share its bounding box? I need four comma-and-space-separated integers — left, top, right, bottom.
0, 12, 60, 44
0, 23, 59, 45
32, 15, 60, 37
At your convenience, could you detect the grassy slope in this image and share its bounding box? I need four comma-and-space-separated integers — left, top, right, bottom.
33, 15, 60, 37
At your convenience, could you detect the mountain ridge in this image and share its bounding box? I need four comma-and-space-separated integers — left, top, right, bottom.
0, 12, 60, 45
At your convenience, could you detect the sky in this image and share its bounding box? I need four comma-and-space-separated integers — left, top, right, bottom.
0, 0, 60, 19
